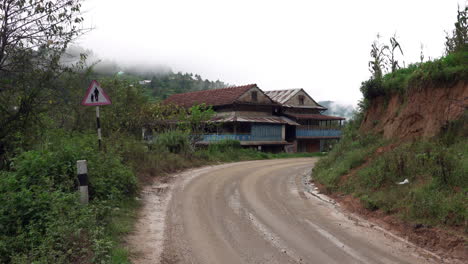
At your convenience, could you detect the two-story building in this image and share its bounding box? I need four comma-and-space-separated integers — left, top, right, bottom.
163, 84, 299, 152
162, 84, 344, 152
265, 89, 345, 152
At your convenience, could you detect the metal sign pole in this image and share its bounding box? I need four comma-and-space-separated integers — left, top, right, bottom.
82, 80, 111, 151
96, 106, 102, 150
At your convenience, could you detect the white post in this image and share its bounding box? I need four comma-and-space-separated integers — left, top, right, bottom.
77, 160, 89, 205
96, 106, 102, 150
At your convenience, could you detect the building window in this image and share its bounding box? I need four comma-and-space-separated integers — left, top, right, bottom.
251, 91, 258, 102
298, 95, 304, 105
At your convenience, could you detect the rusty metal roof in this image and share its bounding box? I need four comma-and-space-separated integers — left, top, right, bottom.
163, 84, 257, 108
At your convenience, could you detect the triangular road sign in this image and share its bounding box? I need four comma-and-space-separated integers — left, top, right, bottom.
81, 80, 112, 106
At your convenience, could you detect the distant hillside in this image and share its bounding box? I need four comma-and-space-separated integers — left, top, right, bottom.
63, 46, 231, 101
318, 101, 355, 120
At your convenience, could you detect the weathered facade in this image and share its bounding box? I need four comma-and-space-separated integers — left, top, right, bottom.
265, 89, 345, 152
162, 84, 344, 152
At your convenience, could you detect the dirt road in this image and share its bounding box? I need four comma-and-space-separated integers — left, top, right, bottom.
129, 158, 439, 264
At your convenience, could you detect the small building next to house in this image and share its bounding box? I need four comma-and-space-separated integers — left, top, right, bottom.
162, 84, 345, 153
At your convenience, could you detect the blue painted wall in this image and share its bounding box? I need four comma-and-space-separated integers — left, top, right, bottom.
296, 129, 342, 138
251, 124, 282, 141
202, 124, 283, 142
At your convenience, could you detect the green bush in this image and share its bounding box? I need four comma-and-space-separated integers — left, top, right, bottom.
154, 130, 190, 154
208, 139, 242, 152
360, 51, 468, 102
0, 131, 138, 263
317, 121, 468, 228
312, 130, 384, 191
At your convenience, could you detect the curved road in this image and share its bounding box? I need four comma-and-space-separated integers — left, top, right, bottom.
146, 158, 432, 264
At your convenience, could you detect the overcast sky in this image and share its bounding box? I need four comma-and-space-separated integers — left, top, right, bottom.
78, 0, 464, 106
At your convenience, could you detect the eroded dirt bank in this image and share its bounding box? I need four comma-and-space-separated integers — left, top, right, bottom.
361, 81, 468, 139
127, 159, 450, 264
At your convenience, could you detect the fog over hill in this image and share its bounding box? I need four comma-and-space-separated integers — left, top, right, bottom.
318, 101, 356, 120
62, 46, 172, 76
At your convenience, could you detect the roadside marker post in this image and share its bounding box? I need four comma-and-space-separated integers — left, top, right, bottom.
81, 80, 111, 150
96, 106, 102, 150
77, 160, 89, 205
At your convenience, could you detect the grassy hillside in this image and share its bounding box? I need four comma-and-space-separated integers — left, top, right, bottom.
313, 114, 467, 228
312, 47, 467, 231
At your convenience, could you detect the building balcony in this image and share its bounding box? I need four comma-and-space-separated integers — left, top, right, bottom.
296, 128, 342, 138
202, 134, 283, 142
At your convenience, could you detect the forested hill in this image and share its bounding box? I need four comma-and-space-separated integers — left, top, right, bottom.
111, 70, 230, 101
98, 69, 230, 102
144, 73, 229, 100
64, 46, 231, 101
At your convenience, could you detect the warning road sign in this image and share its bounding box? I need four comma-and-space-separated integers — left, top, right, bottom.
81, 80, 112, 106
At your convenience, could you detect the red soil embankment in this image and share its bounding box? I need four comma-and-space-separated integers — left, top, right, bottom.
361, 81, 468, 139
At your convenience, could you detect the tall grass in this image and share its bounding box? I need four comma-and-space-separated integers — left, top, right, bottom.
312, 116, 468, 229
360, 51, 468, 102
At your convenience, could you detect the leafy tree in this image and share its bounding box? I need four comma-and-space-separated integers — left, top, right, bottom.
445, 4, 468, 54
368, 34, 388, 79
388, 34, 404, 73
0, 0, 83, 72
0, 0, 84, 165
178, 104, 216, 147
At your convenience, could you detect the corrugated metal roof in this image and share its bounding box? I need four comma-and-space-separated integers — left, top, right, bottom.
211, 115, 299, 125
265, 89, 301, 104
286, 113, 345, 120
265, 89, 327, 110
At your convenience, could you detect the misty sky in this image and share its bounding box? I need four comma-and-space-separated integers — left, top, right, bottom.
78, 0, 464, 106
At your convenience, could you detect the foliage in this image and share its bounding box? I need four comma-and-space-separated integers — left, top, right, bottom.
0, 0, 84, 166
195, 140, 322, 163
368, 34, 388, 79
312, 127, 384, 192
312, 117, 468, 229
0, 0, 84, 72
0, 132, 137, 263
147, 72, 229, 101
360, 51, 468, 101
179, 104, 216, 146
445, 5, 468, 54
360, 4, 467, 103
388, 34, 404, 73
154, 130, 191, 154
208, 139, 242, 152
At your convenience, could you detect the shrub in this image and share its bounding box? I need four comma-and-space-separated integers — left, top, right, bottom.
0, 131, 137, 263
360, 51, 468, 102
154, 130, 190, 154
207, 140, 242, 152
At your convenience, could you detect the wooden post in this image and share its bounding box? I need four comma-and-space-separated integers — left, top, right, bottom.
96, 106, 102, 150
77, 160, 89, 205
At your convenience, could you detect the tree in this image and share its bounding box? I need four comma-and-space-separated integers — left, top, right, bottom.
176, 104, 215, 149
388, 34, 404, 73
368, 34, 388, 79
0, 0, 84, 165
445, 4, 468, 54
0, 0, 84, 72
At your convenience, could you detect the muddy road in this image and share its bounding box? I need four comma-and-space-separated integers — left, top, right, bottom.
129, 158, 438, 264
